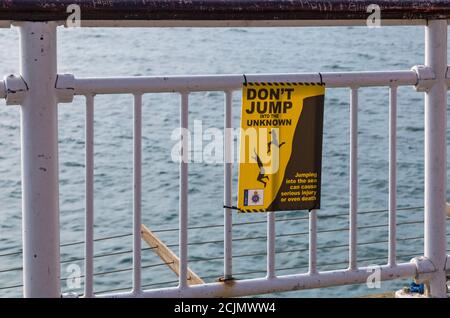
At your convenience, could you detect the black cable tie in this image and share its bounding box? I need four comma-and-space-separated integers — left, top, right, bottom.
243, 74, 248, 85
318, 72, 324, 86
224, 205, 240, 211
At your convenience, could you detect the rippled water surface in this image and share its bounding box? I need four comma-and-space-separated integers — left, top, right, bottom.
1, 26, 450, 297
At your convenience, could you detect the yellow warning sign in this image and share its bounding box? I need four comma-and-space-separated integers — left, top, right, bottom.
237, 82, 325, 212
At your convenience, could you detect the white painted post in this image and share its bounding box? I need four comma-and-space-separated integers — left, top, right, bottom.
388, 85, 397, 268
19, 22, 60, 298
349, 87, 358, 271
424, 19, 448, 298
224, 90, 233, 280
179, 92, 189, 289
267, 212, 276, 279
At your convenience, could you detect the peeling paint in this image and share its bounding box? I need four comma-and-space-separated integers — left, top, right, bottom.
0, 1, 448, 21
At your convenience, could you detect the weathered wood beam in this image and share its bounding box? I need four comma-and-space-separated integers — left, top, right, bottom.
141, 224, 204, 285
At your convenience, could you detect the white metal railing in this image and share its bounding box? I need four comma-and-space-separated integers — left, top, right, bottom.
0, 17, 449, 298
69, 71, 424, 298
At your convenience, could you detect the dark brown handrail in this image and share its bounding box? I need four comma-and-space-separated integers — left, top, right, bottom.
0, 0, 449, 21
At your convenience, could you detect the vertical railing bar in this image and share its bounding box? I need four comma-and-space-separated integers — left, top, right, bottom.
388, 85, 397, 267
424, 19, 448, 297
224, 90, 233, 280
133, 94, 142, 294
84, 94, 95, 298
267, 212, 276, 279
309, 209, 318, 274
179, 92, 189, 289
349, 87, 358, 271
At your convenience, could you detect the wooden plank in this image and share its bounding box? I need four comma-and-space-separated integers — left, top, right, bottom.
141, 224, 204, 285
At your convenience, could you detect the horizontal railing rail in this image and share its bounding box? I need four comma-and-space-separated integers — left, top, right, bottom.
69, 70, 419, 95
0, 0, 450, 22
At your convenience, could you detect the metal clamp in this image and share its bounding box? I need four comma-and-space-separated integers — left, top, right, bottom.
410, 256, 436, 284
4, 74, 28, 105
55, 73, 75, 103
411, 65, 435, 92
